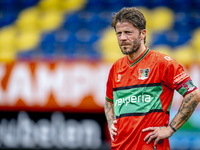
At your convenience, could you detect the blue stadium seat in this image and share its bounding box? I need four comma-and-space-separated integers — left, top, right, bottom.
84, 0, 102, 13
167, 0, 190, 12
122, 0, 146, 7
77, 11, 95, 29
151, 32, 169, 47
0, 11, 18, 27
171, 31, 191, 47
16, 0, 39, 9
145, 0, 168, 8
63, 13, 80, 33
189, 10, 200, 29
98, 11, 112, 29
101, 0, 122, 11
173, 11, 191, 33
40, 32, 56, 54
63, 33, 77, 57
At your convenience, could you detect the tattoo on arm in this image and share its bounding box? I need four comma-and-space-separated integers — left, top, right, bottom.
104, 101, 115, 129
170, 121, 176, 126
178, 93, 198, 122
184, 94, 194, 103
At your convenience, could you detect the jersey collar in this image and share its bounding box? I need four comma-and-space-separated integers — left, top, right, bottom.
127, 46, 150, 67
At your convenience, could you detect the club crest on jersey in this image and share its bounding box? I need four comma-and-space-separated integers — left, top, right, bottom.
138, 68, 150, 80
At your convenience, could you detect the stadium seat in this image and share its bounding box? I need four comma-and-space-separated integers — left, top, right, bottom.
0, 47, 16, 62
0, 11, 18, 27
173, 11, 191, 33
174, 45, 195, 65
37, 10, 63, 32
191, 27, 200, 51
84, 0, 102, 13
77, 11, 95, 30
151, 32, 169, 47
40, 32, 56, 54
148, 7, 174, 32
60, 0, 87, 13
99, 28, 124, 63
146, 0, 168, 8
15, 7, 39, 31
15, 30, 40, 51
63, 13, 80, 32
122, 0, 146, 7
98, 11, 112, 29
0, 26, 16, 50
167, 0, 190, 12
38, 0, 59, 11
17, 0, 39, 9
189, 10, 200, 29
101, 0, 122, 11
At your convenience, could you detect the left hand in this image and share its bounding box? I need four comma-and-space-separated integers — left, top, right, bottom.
142, 126, 174, 146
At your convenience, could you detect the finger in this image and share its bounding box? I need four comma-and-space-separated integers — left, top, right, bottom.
110, 134, 114, 141
142, 127, 155, 132
144, 132, 155, 141
154, 137, 160, 146
111, 130, 117, 136
113, 120, 117, 124
146, 134, 156, 144
112, 126, 117, 131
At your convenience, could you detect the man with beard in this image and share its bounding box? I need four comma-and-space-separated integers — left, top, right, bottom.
104, 7, 200, 150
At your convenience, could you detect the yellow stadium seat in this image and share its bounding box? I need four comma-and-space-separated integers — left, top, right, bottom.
149, 7, 174, 32
174, 45, 195, 65
15, 30, 40, 51
191, 27, 200, 51
0, 48, 16, 62
0, 26, 16, 50
15, 7, 39, 31
99, 28, 124, 63
38, 0, 60, 11
60, 0, 87, 13
37, 10, 63, 32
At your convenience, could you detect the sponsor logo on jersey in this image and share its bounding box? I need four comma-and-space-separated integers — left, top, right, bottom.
115, 94, 151, 106
138, 68, 150, 80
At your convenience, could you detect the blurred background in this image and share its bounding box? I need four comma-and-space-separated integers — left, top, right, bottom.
0, 0, 200, 149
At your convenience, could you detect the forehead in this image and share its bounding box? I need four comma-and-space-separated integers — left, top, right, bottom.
116, 21, 138, 31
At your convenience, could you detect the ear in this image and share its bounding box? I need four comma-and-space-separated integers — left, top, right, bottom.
140, 29, 146, 41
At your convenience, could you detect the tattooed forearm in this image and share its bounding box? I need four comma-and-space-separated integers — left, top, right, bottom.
184, 93, 194, 103
104, 101, 115, 128
179, 100, 198, 121
169, 90, 200, 132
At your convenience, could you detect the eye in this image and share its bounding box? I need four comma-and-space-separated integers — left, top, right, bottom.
116, 32, 121, 35
125, 31, 131, 34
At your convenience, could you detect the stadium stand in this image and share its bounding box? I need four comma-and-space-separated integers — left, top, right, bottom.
0, 0, 199, 64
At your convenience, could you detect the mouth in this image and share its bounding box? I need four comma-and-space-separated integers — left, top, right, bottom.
120, 42, 131, 47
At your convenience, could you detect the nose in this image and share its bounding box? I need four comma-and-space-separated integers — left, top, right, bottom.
120, 33, 127, 41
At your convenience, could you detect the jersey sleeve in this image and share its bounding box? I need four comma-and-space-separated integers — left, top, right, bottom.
106, 66, 114, 103
161, 56, 197, 97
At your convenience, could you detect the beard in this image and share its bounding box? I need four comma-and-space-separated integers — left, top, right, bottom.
119, 35, 141, 55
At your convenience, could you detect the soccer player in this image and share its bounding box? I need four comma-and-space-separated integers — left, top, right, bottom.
104, 7, 200, 150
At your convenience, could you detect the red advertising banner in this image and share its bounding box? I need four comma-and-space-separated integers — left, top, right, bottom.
0, 61, 111, 112
0, 61, 200, 112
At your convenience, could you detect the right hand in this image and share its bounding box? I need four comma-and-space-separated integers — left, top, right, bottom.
109, 120, 117, 141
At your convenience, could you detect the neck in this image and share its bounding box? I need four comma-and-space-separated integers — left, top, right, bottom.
128, 45, 146, 62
